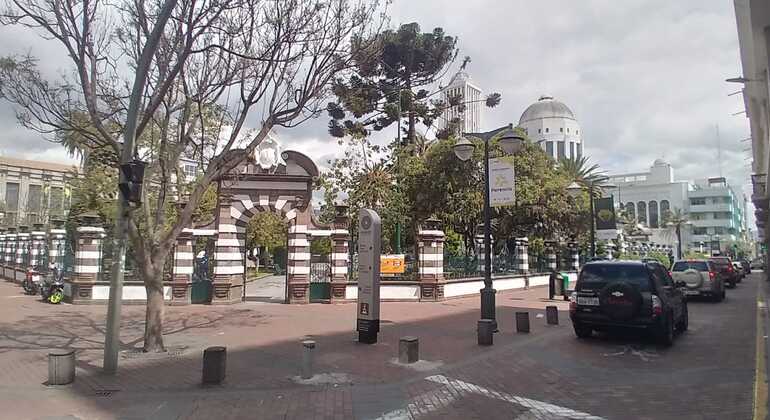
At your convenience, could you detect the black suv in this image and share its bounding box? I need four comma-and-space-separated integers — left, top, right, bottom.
569, 261, 688, 346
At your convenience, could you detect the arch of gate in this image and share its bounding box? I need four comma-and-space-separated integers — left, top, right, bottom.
213, 149, 350, 304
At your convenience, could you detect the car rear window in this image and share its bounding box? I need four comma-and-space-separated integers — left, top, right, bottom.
578, 264, 651, 292
709, 258, 730, 269
672, 261, 708, 271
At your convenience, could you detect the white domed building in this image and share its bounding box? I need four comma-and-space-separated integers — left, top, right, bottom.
518, 96, 582, 160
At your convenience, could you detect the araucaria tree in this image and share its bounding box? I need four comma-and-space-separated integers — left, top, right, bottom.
0, 0, 384, 352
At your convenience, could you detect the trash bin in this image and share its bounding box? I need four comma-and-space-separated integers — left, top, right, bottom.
559, 272, 570, 300
553, 272, 564, 297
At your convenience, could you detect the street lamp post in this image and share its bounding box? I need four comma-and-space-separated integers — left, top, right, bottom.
453, 124, 524, 329
567, 180, 614, 258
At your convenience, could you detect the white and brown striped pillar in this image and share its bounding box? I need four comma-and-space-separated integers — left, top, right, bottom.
417, 221, 446, 301
515, 237, 529, 274
170, 229, 194, 305
47, 223, 67, 269
474, 233, 486, 274
30, 224, 47, 271
15, 226, 29, 270
212, 195, 245, 304
287, 222, 311, 304
569, 242, 580, 271
69, 225, 106, 304
0, 232, 6, 280
329, 205, 350, 302
545, 240, 558, 272
4, 229, 16, 280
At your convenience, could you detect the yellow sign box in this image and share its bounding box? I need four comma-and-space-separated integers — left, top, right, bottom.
380, 254, 406, 274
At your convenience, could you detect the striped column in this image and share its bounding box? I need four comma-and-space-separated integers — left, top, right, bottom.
287, 224, 311, 304
0, 233, 5, 280
30, 226, 47, 271
70, 225, 106, 303
515, 237, 529, 274
212, 195, 245, 304
329, 206, 350, 302
569, 242, 580, 271
4, 231, 16, 280
170, 229, 194, 305
47, 227, 67, 269
15, 229, 29, 268
418, 227, 446, 301
545, 241, 557, 272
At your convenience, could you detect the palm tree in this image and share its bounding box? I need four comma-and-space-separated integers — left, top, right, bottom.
558, 156, 609, 195
664, 208, 690, 260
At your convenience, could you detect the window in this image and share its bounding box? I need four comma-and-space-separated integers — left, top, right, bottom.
545, 127, 549, 133
546, 141, 554, 157
27, 185, 42, 213
660, 200, 670, 221
693, 227, 707, 235
567, 128, 570, 133
560, 127, 563, 133
183, 164, 197, 179
625, 202, 636, 220
652, 266, 672, 287
691, 198, 706, 205
557, 141, 565, 159
570, 142, 575, 158
578, 264, 651, 292
576, 143, 582, 159
649, 200, 659, 228
576, 130, 579, 135
637, 201, 647, 225
50, 187, 64, 212
672, 261, 709, 272
5, 183, 19, 211
538, 128, 541, 134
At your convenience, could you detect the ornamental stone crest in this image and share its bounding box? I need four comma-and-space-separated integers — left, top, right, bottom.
254, 133, 286, 171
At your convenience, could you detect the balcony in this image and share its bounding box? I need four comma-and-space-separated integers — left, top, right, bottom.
690, 219, 736, 229
688, 203, 733, 213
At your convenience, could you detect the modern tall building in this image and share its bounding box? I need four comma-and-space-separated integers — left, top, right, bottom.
688, 177, 746, 250
440, 70, 483, 134
0, 157, 78, 226
518, 95, 582, 160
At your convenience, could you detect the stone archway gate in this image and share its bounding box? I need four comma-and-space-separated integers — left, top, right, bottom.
202, 147, 350, 304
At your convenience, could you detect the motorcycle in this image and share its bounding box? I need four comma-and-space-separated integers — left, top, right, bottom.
21, 269, 40, 295
41, 265, 65, 304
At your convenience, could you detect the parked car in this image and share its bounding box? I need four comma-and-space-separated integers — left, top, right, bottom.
732, 262, 745, 282
752, 258, 765, 271
709, 257, 738, 288
740, 259, 751, 275
570, 260, 688, 346
670, 260, 725, 302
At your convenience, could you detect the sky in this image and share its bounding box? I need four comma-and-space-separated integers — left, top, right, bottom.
0, 0, 753, 212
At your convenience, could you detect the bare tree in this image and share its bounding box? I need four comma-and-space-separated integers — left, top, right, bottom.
1, 0, 386, 353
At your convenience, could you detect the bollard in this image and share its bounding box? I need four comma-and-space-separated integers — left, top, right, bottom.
546, 306, 559, 325
516, 312, 530, 333
478, 319, 494, 346
301, 340, 316, 379
202, 346, 226, 385
398, 336, 419, 364
48, 349, 75, 385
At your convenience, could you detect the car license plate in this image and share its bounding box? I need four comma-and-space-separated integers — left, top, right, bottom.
577, 296, 599, 306
684, 290, 699, 296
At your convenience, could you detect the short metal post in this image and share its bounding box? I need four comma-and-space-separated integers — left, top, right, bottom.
48, 349, 75, 385
302, 340, 316, 379
202, 346, 226, 385
478, 319, 494, 346
546, 306, 559, 325
399, 336, 419, 364
516, 312, 530, 333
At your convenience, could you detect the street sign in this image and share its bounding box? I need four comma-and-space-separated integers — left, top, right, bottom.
380, 254, 405, 274
594, 197, 617, 230
357, 209, 381, 344
489, 157, 516, 207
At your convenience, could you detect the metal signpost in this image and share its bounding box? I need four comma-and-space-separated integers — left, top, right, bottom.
357, 209, 381, 344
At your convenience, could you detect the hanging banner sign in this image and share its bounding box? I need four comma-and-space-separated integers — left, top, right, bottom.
594, 197, 617, 230
489, 157, 516, 207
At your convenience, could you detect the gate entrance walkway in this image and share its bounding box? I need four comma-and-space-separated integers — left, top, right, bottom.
244, 274, 286, 303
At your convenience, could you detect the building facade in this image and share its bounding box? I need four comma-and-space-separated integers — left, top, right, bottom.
440, 71, 483, 134
0, 157, 78, 226
518, 95, 582, 160
688, 177, 746, 250
608, 160, 746, 253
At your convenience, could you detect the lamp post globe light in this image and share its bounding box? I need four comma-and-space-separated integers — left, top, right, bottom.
453, 125, 524, 331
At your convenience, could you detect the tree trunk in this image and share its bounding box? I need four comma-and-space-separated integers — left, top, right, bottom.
143, 271, 166, 353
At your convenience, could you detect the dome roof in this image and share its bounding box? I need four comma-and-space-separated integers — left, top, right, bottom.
518, 95, 576, 124
653, 158, 669, 166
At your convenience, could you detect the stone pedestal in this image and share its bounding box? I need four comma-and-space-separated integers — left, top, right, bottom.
68, 226, 105, 304
170, 230, 194, 305
287, 226, 310, 304
417, 223, 446, 302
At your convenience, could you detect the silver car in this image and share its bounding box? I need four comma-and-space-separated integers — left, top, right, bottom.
670, 260, 725, 302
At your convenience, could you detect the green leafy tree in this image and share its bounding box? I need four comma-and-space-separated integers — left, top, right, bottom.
246, 212, 287, 256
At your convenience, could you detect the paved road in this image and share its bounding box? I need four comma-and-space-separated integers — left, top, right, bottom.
0, 273, 761, 419
244, 274, 286, 303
